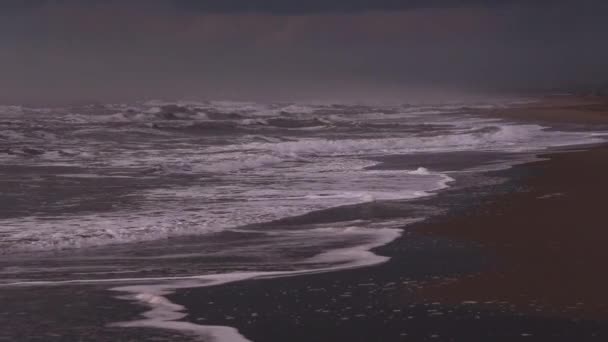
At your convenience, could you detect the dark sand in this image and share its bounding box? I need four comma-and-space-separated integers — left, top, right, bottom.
0, 285, 198, 342
420, 146, 608, 320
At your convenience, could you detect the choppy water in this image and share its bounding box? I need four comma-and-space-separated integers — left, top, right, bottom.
0, 99, 604, 341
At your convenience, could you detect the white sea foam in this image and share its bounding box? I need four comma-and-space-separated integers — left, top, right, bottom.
1, 117, 599, 252
408, 167, 431, 175
0, 161, 448, 252
108, 226, 403, 342
204, 124, 601, 160
3, 223, 405, 342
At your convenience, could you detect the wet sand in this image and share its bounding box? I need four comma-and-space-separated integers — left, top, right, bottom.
420, 146, 608, 320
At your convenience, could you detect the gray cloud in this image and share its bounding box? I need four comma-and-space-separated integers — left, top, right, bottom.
169, 0, 541, 14
0, 0, 557, 14
0, 1, 607, 104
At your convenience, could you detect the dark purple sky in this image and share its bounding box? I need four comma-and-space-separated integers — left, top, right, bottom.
1, 1, 607, 103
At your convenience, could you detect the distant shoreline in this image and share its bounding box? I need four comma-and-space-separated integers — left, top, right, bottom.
482, 94, 608, 125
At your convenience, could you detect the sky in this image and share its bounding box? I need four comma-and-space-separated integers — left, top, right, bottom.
1, 0, 608, 103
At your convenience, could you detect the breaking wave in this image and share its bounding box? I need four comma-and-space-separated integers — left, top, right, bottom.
0, 98, 604, 253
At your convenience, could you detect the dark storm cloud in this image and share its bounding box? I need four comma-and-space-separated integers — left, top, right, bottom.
170, 0, 535, 14
0, 0, 607, 104
0, 0, 560, 14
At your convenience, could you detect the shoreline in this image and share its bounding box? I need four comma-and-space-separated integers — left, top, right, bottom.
166, 93, 608, 339
167, 142, 608, 341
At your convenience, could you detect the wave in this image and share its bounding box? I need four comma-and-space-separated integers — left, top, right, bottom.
2, 222, 408, 342
207, 124, 601, 160
2, 100, 605, 254
0, 105, 24, 116
0, 163, 451, 253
